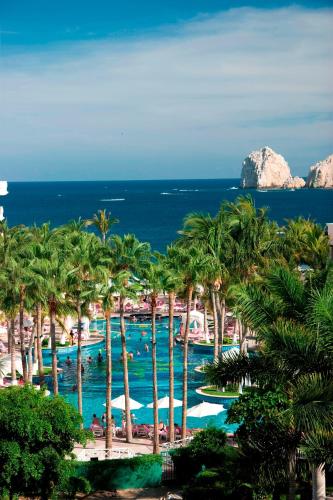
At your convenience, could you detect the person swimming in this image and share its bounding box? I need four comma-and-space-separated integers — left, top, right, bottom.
144, 343, 149, 352
97, 352, 103, 363
65, 356, 71, 365
87, 356, 93, 363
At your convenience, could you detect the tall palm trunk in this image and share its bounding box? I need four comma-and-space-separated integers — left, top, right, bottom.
219, 297, 226, 349
10, 318, 17, 385
119, 296, 132, 442
211, 290, 219, 361
76, 301, 83, 427
7, 320, 11, 354
19, 291, 28, 382
168, 291, 175, 443
36, 303, 45, 386
287, 450, 297, 500
312, 464, 326, 500
181, 285, 193, 440
49, 298, 58, 395
27, 328, 35, 383
105, 310, 112, 449
151, 294, 159, 454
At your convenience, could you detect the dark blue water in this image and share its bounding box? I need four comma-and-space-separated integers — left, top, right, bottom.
4, 180, 333, 250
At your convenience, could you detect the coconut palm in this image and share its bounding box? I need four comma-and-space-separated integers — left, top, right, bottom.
169, 244, 210, 439
282, 217, 329, 270
158, 249, 183, 443
109, 234, 150, 442
64, 229, 106, 422
99, 272, 119, 449
85, 209, 119, 244
142, 260, 166, 454
205, 266, 333, 500
31, 227, 71, 395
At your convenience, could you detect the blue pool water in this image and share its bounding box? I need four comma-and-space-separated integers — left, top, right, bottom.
42, 317, 238, 432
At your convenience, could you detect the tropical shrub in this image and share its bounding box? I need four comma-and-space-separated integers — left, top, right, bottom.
73, 454, 163, 490
0, 385, 87, 499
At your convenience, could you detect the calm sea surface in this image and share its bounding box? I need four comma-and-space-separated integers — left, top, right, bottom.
4, 179, 333, 250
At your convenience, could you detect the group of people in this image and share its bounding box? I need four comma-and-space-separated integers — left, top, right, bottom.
65, 351, 103, 367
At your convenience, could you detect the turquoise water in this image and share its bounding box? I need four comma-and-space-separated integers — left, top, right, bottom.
42, 317, 238, 432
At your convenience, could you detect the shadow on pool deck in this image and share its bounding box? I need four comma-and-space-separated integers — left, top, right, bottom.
78, 487, 181, 499
75, 435, 154, 455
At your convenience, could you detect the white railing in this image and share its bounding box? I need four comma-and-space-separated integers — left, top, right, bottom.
161, 436, 193, 450
73, 447, 135, 461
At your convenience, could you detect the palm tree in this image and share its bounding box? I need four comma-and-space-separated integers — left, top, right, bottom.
31, 227, 71, 395
65, 229, 105, 423
282, 217, 329, 270
85, 209, 119, 244
159, 249, 183, 443
109, 234, 150, 442
99, 274, 119, 450
142, 261, 166, 454
169, 244, 209, 439
205, 266, 333, 500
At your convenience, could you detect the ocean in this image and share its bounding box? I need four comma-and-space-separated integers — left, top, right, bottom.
4, 179, 333, 250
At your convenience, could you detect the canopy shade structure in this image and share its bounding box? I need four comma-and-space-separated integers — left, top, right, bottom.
146, 395, 183, 409
103, 394, 143, 410
186, 401, 225, 418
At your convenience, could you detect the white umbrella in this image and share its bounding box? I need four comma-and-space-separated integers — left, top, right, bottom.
146, 395, 183, 409
0, 354, 23, 377
103, 394, 143, 410
187, 401, 225, 418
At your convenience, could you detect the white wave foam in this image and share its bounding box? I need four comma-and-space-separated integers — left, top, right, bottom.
160, 192, 174, 195
100, 198, 125, 201
228, 187, 238, 190
178, 189, 199, 192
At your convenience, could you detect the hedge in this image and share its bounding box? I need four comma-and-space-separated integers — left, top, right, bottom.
72, 454, 163, 490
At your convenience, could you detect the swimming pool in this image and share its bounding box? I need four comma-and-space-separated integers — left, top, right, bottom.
42, 317, 238, 432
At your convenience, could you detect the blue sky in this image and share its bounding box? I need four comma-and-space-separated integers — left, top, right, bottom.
1, 1, 333, 180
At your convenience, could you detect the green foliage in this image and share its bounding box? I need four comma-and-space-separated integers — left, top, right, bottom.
172, 427, 232, 481
0, 386, 87, 499
227, 387, 289, 426
73, 454, 163, 490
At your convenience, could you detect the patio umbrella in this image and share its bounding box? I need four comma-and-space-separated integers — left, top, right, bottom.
186, 401, 225, 418
0, 354, 23, 378
103, 394, 143, 410
146, 395, 183, 409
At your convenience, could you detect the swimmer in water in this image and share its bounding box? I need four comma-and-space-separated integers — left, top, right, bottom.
87, 356, 93, 363
65, 356, 71, 365
144, 343, 149, 352
81, 364, 85, 374
97, 352, 103, 363
136, 350, 141, 356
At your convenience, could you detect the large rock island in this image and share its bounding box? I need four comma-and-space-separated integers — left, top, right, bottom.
240, 147, 305, 189
306, 155, 333, 188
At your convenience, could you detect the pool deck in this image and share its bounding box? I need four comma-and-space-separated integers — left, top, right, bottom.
75, 435, 154, 455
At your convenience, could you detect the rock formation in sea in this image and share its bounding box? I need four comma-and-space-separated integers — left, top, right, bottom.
241, 147, 305, 189
306, 155, 333, 188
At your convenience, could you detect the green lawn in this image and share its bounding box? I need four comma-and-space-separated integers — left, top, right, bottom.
201, 386, 240, 397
